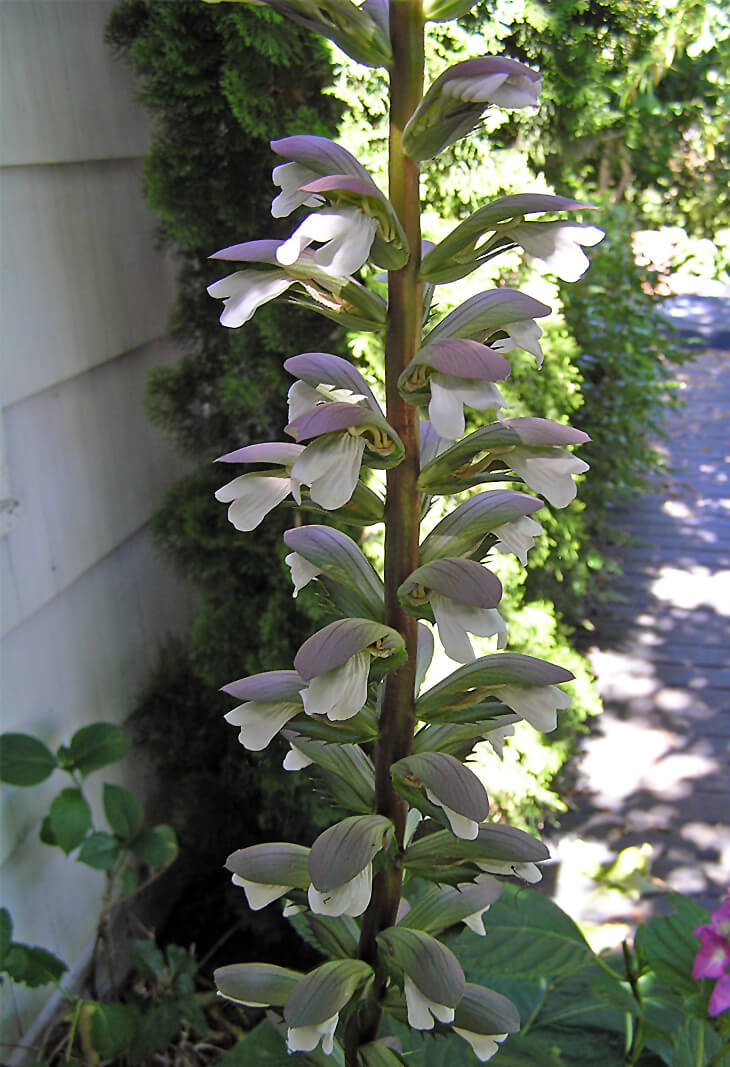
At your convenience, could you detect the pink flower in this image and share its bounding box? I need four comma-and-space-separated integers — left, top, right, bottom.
692, 928, 730, 980
708, 973, 730, 1016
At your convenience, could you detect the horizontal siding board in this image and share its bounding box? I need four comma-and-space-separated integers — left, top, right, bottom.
1, 158, 176, 407
0, 0, 150, 166
1, 337, 189, 637
0, 525, 195, 866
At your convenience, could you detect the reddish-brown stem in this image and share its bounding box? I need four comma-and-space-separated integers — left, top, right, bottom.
345, 4, 425, 1063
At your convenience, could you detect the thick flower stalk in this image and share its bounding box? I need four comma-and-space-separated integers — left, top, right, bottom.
204, 2, 600, 1063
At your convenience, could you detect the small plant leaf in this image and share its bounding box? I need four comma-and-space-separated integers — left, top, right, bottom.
0, 733, 57, 786
2, 943, 67, 987
68, 722, 129, 776
131, 939, 165, 982
131, 825, 179, 869
49, 788, 92, 854
103, 783, 143, 840
78, 831, 120, 870
89, 1001, 138, 1059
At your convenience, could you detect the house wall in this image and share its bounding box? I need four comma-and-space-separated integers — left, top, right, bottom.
1, 1, 195, 1046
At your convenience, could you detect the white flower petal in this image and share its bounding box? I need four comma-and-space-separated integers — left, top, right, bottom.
491, 515, 544, 565
477, 859, 542, 883
271, 162, 321, 218
431, 595, 507, 663
510, 221, 604, 282
429, 375, 466, 439
453, 1029, 508, 1062
215, 474, 292, 532
285, 552, 322, 598
404, 807, 423, 847
231, 874, 290, 911
462, 906, 490, 935
447, 72, 509, 102
485, 723, 515, 758
207, 270, 294, 328
287, 1012, 339, 1054
291, 433, 366, 511
492, 318, 544, 367
283, 743, 315, 771
498, 683, 571, 732
425, 789, 479, 840
404, 976, 455, 1030
282, 900, 306, 917
308, 863, 372, 917
224, 700, 300, 750
301, 651, 370, 721
287, 380, 325, 422
277, 208, 377, 277
508, 447, 589, 508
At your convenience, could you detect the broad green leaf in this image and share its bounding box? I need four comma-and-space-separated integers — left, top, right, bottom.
668, 1017, 726, 1066
103, 783, 143, 840
284, 959, 372, 1027
2, 943, 67, 987
67, 722, 129, 776
0, 733, 57, 786
378, 928, 465, 1007
636, 893, 710, 997
130, 825, 178, 869
89, 1001, 138, 1059
218, 1018, 329, 1066
309, 815, 393, 892
359, 1041, 409, 1067
78, 831, 120, 870
215, 962, 303, 1007
39, 815, 57, 846
453, 883, 594, 980
49, 788, 92, 854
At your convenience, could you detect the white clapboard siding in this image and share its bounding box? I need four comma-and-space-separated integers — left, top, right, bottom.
1, 159, 176, 408
0, 0, 150, 166
1, 336, 186, 638
1, 2, 199, 1050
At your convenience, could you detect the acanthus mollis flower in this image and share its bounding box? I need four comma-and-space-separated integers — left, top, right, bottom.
271, 135, 409, 269
404, 56, 541, 160
398, 338, 511, 440
207, 238, 387, 333
294, 618, 405, 722
221, 669, 306, 751
424, 288, 551, 368
497, 219, 605, 283
391, 752, 489, 840
284, 959, 374, 1056
451, 983, 520, 1062
286, 401, 403, 511
214, 442, 304, 532
418, 417, 590, 508
377, 927, 465, 1030
398, 558, 507, 662
225, 842, 310, 911
419, 488, 544, 565
307, 814, 393, 918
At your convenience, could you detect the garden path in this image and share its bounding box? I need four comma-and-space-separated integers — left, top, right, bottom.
547, 292, 730, 934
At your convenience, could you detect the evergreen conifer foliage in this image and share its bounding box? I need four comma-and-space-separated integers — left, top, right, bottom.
105, 1, 345, 870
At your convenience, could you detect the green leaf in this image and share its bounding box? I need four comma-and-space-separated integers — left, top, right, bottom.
636, 893, 710, 997
166, 943, 197, 992
0, 733, 57, 786
130, 825, 178, 869
453, 882, 594, 981
78, 832, 120, 870
218, 1018, 322, 1066
287, 911, 360, 961
122, 867, 139, 894
0, 908, 12, 962
49, 788, 92, 854
89, 1002, 138, 1059
131, 939, 165, 982
103, 783, 143, 840
39, 815, 57, 846
67, 722, 129, 776
2, 943, 67, 987
128, 1000, 181, 1066
669, 1018, 726, 1066
284, 735, 375, 814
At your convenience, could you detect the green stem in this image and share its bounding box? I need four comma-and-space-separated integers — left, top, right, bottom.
345, 4, 424, 1063
65, 997, 83, 1062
